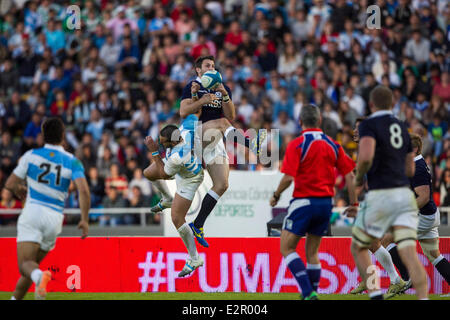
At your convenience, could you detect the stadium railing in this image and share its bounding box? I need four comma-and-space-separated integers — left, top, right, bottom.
1, 207, 449, 228
0, 208, 152, 227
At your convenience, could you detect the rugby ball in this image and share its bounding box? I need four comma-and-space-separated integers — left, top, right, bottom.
200, 70, 222, 90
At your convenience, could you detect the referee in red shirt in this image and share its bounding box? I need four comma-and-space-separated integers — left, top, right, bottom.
270, 104, 358, 300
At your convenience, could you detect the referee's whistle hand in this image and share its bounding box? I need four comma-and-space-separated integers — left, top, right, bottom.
269, 196, 278, 207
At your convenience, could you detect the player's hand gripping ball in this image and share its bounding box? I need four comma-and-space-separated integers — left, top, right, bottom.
200, 70, 222, 90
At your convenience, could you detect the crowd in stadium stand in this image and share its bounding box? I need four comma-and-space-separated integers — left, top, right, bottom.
0, 0, 449, 226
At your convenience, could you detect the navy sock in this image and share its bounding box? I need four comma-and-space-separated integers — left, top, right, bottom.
285, 253, 313, 298
193, 192, 219, 229
307, 264, 321, 292
434, 256, 450, 285
387, 244, 410, 281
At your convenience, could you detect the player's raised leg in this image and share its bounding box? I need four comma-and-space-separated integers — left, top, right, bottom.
143, 163, 174, 213
191, 160, 229, 247
150, 179, 173, 213
171, 193, 203, 277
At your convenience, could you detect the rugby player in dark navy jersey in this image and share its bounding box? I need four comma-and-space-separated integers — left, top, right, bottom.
348, 118, 408, 297
151, 56, 265, 248
385, 133, 450, 292
348, 85, 428, 300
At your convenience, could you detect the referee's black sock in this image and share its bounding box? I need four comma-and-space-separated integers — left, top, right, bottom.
433, 255, 450, 285
193, 190, 220, 229
387, 244, 410, 281
224, 127, 250, 148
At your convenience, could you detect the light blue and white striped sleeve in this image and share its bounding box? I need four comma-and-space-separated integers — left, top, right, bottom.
12, 150, 32, 179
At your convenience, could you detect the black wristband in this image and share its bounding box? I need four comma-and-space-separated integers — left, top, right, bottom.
273, 192, 280, 201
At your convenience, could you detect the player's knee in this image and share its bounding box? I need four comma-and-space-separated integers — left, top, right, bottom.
143, 168, 153, 181
369, 240, 381, 253
171, 213, 184, 229
212, 181, 228, 196
419, 239, 440, 262
393, 228, 417, 250
280, 246, 295, 258
351, 226, 373, 250
381, 233, 394, 247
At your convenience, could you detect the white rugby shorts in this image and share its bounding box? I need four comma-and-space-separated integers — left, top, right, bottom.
417, 209, 440, 240
202, 138, 229, 166
175, 170, 204, 201
354, 187, 419, 239
17, 202, 64, 251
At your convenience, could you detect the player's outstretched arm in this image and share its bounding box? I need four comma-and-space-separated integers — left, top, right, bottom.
73, 177, 90, 239
180, 94, 218, 119
4, 173, 27, 201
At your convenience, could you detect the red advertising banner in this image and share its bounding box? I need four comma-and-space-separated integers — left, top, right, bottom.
0, 237, 448, 294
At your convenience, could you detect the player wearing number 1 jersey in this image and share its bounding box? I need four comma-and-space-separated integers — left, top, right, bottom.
5, 118, 91, 300
349, 85, 428, 300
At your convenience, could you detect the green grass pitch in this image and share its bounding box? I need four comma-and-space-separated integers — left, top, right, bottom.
0, 292, 449, 300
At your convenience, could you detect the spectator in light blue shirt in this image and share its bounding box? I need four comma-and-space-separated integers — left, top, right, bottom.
44, 19, 66, 54
24, 1, 42, 33
272, 86, 294, 121
86, 108, 105, 141
148, 7, 174, 35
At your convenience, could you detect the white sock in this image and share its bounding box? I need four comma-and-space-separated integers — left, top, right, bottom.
152, 179, 173, 202
385, 243, 396, 251
373, 246, 401, 284
10, 296, 16, 300
178, 223, 199, 260
207, 190, 220, 201
30, 269, 43, 285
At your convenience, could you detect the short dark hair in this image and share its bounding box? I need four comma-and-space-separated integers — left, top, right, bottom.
195, 55, 215, 69
42, 117, 65, 144
369, 85, 393, 110
160, 124, 181, 142
300, 104, 321, 128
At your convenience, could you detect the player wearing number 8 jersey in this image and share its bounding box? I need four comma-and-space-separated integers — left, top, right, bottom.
349, 85, 428, 300
5, 117, 90, 300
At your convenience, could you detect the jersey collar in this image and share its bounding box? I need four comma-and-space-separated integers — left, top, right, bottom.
369, 110, 393, 118
301, 128, 323, 135
44, 143, 65, 151
414, 154, 423, 161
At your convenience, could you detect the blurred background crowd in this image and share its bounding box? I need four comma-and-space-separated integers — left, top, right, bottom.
0, 0, 449, 226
